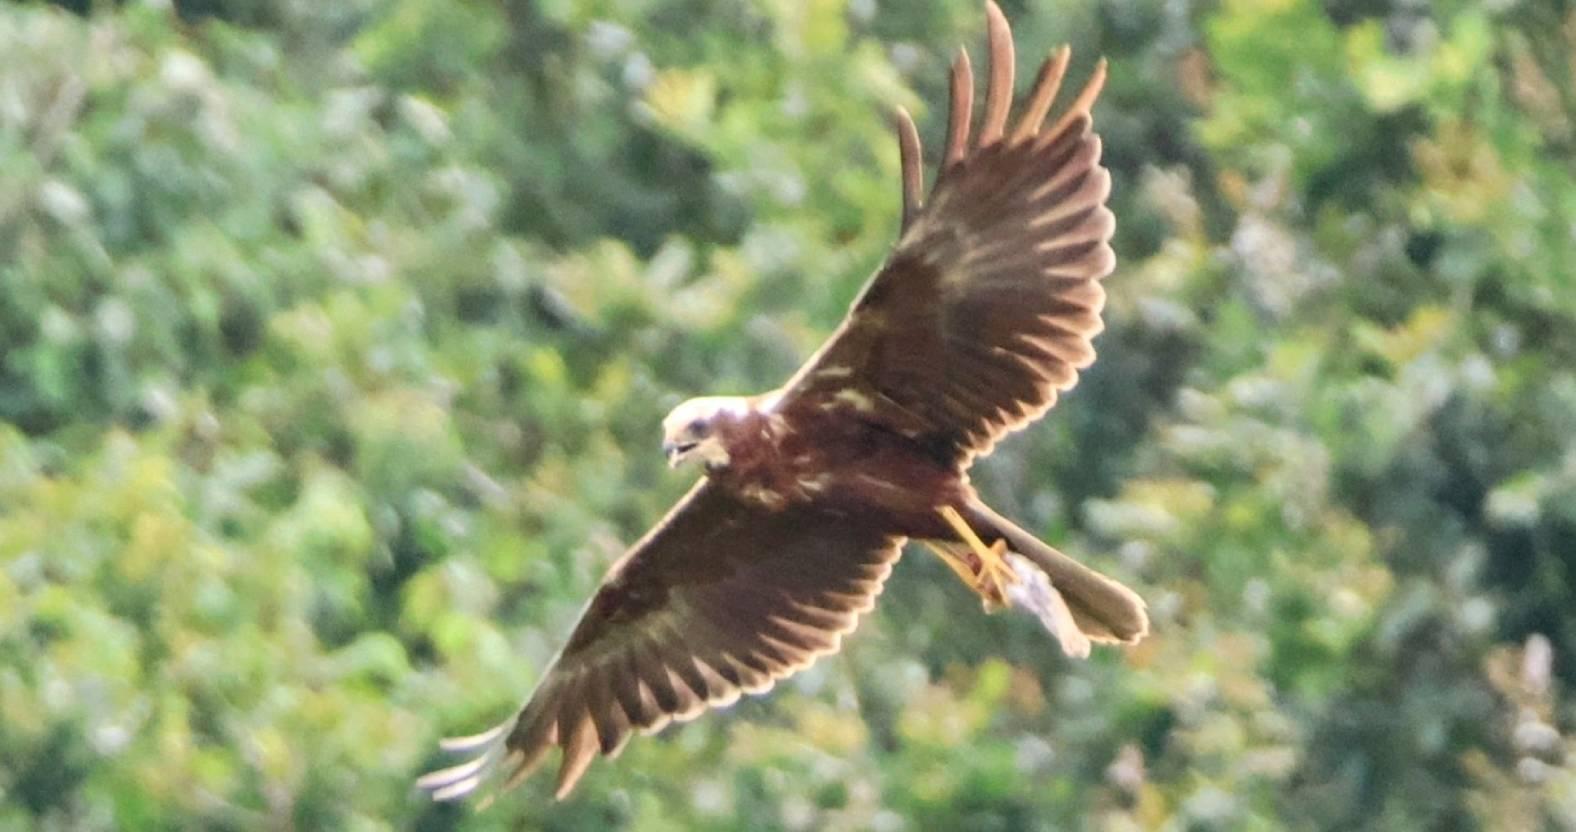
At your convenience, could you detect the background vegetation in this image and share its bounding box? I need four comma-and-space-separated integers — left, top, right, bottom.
2, 0, 1575, 828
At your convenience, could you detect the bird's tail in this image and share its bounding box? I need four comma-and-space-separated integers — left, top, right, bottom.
963, 499, 1149, 645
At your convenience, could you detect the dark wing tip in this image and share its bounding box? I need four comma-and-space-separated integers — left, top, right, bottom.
1045, 56, 1107, 140
927, 6, 1112, 195
978, 0, 1015, 147
895, 106, 924, 231
1013, 45, 1071, 142
417, 723, 512, 803
552, 717, 599, 799
944, 46, 974, 168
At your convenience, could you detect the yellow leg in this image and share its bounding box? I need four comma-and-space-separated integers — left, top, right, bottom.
936, 506, 1019, 608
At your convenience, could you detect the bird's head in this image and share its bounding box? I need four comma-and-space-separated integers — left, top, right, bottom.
661, 396, 750, 471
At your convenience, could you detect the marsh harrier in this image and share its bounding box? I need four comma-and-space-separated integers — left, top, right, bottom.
420, 1, 1148, 802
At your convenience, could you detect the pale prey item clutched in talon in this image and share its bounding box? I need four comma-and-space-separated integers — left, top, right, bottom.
1004, 552, 1093, 659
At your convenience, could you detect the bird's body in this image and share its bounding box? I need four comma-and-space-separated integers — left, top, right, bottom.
692, 392, 967, 529
420, 2, 1151, 803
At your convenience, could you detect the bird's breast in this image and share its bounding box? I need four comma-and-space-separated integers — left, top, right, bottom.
711, 407, 960, 520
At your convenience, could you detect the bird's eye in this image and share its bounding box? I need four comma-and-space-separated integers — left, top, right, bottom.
687, 418, 707, 435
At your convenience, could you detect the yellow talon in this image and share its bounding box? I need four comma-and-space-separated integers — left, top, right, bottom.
922, 541, 985, 588
935, 506, 1019, 609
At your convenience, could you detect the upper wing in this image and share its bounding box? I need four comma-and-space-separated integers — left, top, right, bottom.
418, 481, 902, 801
777, 2, 1115, 465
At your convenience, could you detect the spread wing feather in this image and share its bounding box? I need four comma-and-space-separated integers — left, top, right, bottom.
418, 482, 902, 801
779, 3, 1115, 465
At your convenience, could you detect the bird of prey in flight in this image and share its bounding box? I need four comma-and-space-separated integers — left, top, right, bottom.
420, 1, 1148, 803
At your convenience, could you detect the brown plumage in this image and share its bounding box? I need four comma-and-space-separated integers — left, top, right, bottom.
419, 1, 1147, 804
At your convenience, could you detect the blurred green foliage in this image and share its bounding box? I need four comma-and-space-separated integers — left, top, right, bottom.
2, 0, 1575, 828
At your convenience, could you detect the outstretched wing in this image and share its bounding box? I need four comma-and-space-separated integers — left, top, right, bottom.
418, 482, 902, 801
778, 2, 1115, 465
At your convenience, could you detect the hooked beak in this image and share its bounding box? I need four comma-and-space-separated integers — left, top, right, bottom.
663, 440, 697, 468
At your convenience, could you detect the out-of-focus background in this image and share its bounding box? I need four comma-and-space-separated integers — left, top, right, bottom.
2, 0, 1574, 828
